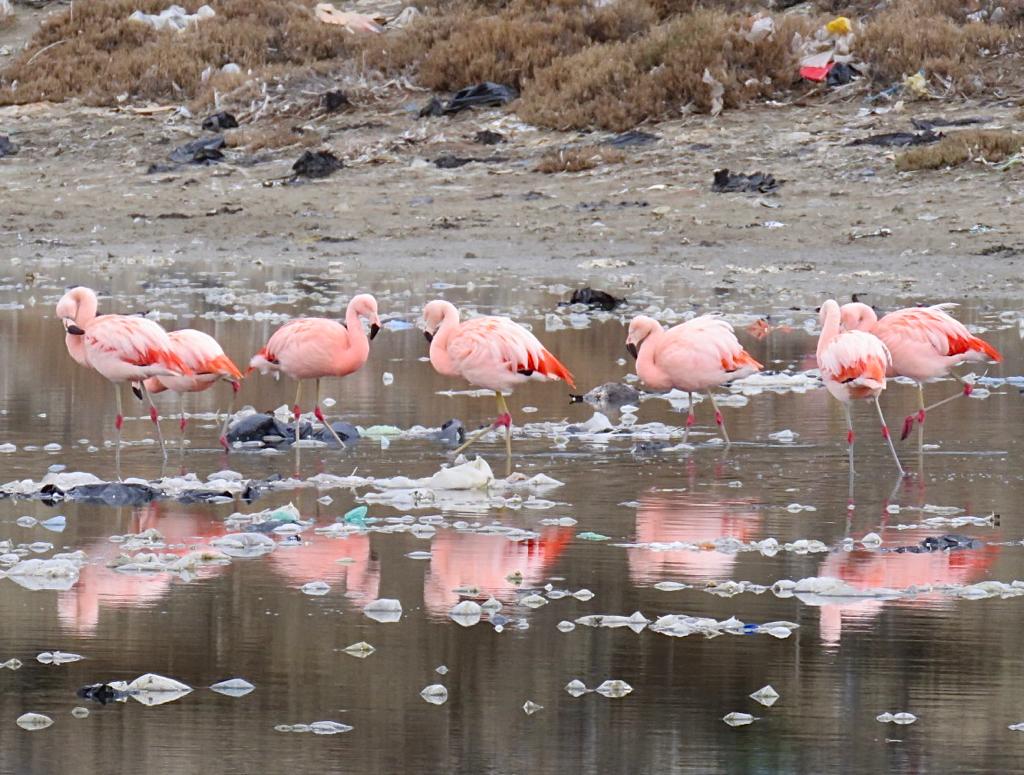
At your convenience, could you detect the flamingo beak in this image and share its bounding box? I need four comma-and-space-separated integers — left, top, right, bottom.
66, 324, 85, 335
626, 342, 638, 359
131, 383, 143, 400
424, 331, 434, 343
369, 323, 381, 340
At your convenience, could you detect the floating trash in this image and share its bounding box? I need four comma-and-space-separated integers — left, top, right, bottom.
210, 533, 275, 558
343, 642, 376, 658
750, 685, 780, 707
16, 713, 53, 731
311, 720, 353, 735
405, 551, 432, 560
723, 712, 757, 727
210, 678, 255, 697
450, 600, 482, 627
577, 532, 610, 541
363, 598, 403, 623
520, 594, 548, 609
575, 612, 649, 632
573, 589, 595, 601
41, 516, 67, 533
71, 707, 90, 719
16, 516, 37, 527
37, 651, 83, 665
1009, 722, 1024, 732
420, 684, 449, 705
127, 673, 193, 706
877, 712, 917, 724
436, 665, 448, 675
1, 658, 23, 670
565, 679, 590, 697
557, 621, 576, 633
300, 581, 331, 596
523, 700, 544, 715
595, 680, 633, 698
481, 597, 502, 613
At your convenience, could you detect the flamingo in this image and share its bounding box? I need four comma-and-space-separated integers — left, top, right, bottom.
625, 315, 762, 445
840, 301, 1002, 449
142, 329, 244, 452
421, 300, 574, 476
817, 299, 903, 476
249, 293, 381, 450
55, 286, 190, 462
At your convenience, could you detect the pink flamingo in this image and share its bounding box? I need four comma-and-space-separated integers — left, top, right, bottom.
625, 315, 762, 444
55, 286, 190, 462
817, 299, 903, 476
249, 293, 381, 449
421, 300, 574, 475
840, 301, 1002, 448
142, 329, 244, 451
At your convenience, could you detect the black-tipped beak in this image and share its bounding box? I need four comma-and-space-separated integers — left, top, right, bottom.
626, 342, 638, 360
131, 384, 143, 400
370, 323, 381, 341
569, 394, 583, 404
66, 324, 85, 336
424, 331, 434, 343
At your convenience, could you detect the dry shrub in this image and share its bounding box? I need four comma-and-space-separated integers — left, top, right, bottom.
859, 0, 1012, 85
360, 0, 657, 91
535, 145, 625, 173
519, 10, 810, 131
0, 0, 354, 105
895, 129, 1024, 170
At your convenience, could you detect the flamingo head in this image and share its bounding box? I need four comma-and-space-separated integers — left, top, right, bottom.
349, 293, 381, 340
56, 286, 97, 335
625, 315, 662, 359
839, 301, 878, 332
818, 299, 840, 327
422, 300, 458, 344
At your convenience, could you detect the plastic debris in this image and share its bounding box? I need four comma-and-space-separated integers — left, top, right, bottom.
557, 621, 576, 633
702, 68, 724, 117
168, 135, 225, 165
523, 700, 544, 715
723, 712, 756, 727
16, 713, 53, 731
363, 598, 402, 623
210, 678, 255, 697
211, 533, 275, 558
129, 4, 214, 32
4, 558, 81, 591
450, 600, 483, 627
576, 532, 610, 542
440, 82, 518, 116
848, 131, 941, 148
314, 3, 382, 33
202, 111, 238, 131
37, 651, 83, 665
311, 720, 353, 735
565, 679, 590, 697
0, 136, 18, 159
292, 150, 344, 180
343, 642, 376, 658
520, 594, 548, 609
750, 685, 780, 707
420, 684, 449, 705
712, 169, 780, 194
128, 674, 193, 706
877, 712, 918, 724
436, 665, 449, 675
825, 16, 851, 35
71, 707, 90, 719
301, 581, 331, 596
595, 680, 633, 698
1, 658, 23, 670
343, 506, 369, 526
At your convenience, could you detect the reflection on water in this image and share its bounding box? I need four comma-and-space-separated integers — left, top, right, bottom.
1, 263, 1023, 773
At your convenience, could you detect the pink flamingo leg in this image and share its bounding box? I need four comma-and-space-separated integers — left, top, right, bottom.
706, 392, 730, 446
314, 378, 346, 448
843, 403, 856, 476
114, 383, 124, 479
139, 382, 167, 460
873, 396, 904, 477
219, 380, 239, 452
683, 392, 695, 444
292, 380, 303, 466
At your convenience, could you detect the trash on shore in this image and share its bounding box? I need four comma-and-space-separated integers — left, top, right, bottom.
0, 135, 17, 158
712, 169, 780, 194
201, 112, 238, 131
314, 3, 382, 33
562, 287, 624, 311
420, 82, 518, 118
848, 131, 941, 148
129, 4, 214, 32
168, 135, 225, 165
292, 149, 344, 179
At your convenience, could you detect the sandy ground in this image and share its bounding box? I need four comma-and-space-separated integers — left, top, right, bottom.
2, 11, 1023, 308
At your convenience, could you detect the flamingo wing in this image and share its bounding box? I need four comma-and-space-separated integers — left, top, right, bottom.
251, 318, 349, 373
877, 306, 1001, 362
86, 316, 189, 374
819, 330, 889, 387
169, 329, 243, 379
449, 317, 575, 387
661, 316, 763, 373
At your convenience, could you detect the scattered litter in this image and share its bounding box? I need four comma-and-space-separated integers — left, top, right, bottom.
363, 598, 402, 623
474, 130, 504, 145
37, 651, 83, 665
911, 116, 990, 131
565, 679, 590, 697
420, 684, 449, 705
750, 685, 780, 707
201, 112, 238, 131
848, 131, 941, 148
443, 82, 518, 115
343, 642, 376, 658
436, 665, 448, 675
877, 712, 917, 725
71, 707, 89, 719
605, 130, 658, 148
127, 673, 193, 706
168, 135, 225, 165
210, 678, 255, 698
320, 90, 351, 113
563, 287, 623, 311
577, 532, 610, 542
276, 720, 353, 734
16, 713, 53, 731
291, 150, 343, 180
314, 3, 382, 33
712, 169, 780, 194
0, 135, 17, 158
523, 700, 544, 715
723, 712, 756, 727
450, 600, 483, 627
129, 4, 214, 32
1, 658, 23, 670
595, 680, 633, 698
301, 581, 331, 596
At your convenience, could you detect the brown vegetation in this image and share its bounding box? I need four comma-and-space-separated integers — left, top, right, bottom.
895, 129, 1024, 171
535, 145, 626, 173
225, 122, 321, 151
0, 0, 352, 105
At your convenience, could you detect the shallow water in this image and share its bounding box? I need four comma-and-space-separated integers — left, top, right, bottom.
0, 262, 1022, 773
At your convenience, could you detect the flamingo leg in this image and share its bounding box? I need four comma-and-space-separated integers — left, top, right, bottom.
683, 391, 694, 444
451, 392, 511, 458
706, 391, 730, 446
497, 392, 512, 477
114, 383, 124, 479
314, 378, 346, 449
219, 381, 238, 453
873, 395, 904, 477
179, 393, 187, 451
451, 423, 494, 457
843, 402, 856, 477
139, 382, 167, 461
293, 380, 302, 467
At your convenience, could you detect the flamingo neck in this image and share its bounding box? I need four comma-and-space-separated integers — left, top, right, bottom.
429, 303, 461, 377
65, 333, 89, 366
636, 326, 664, 384
818, 305, 841, 361
344, 302, 371, 363
73, 288, 98, 328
